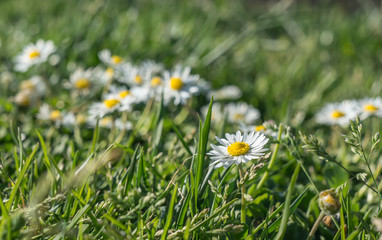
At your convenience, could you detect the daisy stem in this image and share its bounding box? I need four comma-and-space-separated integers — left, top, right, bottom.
238, 163, 246, 224
307, 211, 325, 240
256, 123, 283, 191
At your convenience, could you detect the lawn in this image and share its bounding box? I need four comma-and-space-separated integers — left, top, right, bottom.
1, 0, 382, 239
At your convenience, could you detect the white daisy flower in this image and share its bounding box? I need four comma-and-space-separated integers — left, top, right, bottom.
316, 100, 358, 126
240, 121, 283, 140
116, 61, 161, 87
355, 97, 382, 120
105, 85, 139, 111
98, 49, 125, 67
14, 39, 56, 72
14, 90, 37, 107
225, 102, 261, 124
208, 131, 269, 169
36, 104, 64, 127
87, 117, 132, 130
68, 68, 102, 93
208, 85, 242, 101
88, 97, 122, 118
201, 102, 224, 122
62, 112, 88, 126
162, 65, 201, 105
19, 75, 46, 97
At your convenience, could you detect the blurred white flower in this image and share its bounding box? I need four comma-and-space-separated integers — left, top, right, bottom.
225, 102, 261, 125
20, 75, 46, 97
14, 39, 56, 72
208, 85, 242, 101
98, 49, 125, 67
201, 102, 224, 122
162, 65, 201, 105
208, 130, 269, 169
36, 104, 64, 128
67, 68, 102, 93
240, 121, 282, 140
355, 97, 382, 120
88, 97, 122, 118
316, 100, 358, 126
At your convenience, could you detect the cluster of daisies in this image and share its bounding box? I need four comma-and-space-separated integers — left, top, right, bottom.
316, 98, 382, 126
10, 39, 274, 170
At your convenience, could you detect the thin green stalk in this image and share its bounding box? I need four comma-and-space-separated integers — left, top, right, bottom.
275, 162, 301, 240
256, 124, 283, 191
307, 211, 325, 240
238, 164, 246, 224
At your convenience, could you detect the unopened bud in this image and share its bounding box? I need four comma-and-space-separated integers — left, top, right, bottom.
318, 189, 340, 215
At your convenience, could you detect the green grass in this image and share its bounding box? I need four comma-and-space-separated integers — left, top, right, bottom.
1, 0, 382, 239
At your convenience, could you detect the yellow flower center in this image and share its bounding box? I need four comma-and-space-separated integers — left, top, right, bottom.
106, 67, 114, 77
135, 75, 143, 84
20, 80, 35, 91
364, 104, 379, 113
75, 78, 91, 89
29, 50, 40, 59
103, 99, 120, 109
321, 192, 337, 206
331, 110, 345, 119
255, 125, 266, 132
119, 90, 130, 98
233, 113, 244, 121
111, 55, 122, 64
170, 77, 183, 90
227, 142, 250, 156
100, 117, 112, 126
50, 110, 62, 121
76, 114, 87, 124
151, 77, 162, 87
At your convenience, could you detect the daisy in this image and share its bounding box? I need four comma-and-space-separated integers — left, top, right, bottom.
240, 121, 282, 140
208, 85, 242, 101
19, 75, 46, 97
208, 130, 269, 169
36, 104, 64, 127
62, 112, 88, 126
224, 102, 261, 125
105, 85, 139, 111
68, 68, 102, 93
316, 100, 358, 126
355, 97, 382, 120
201, 102, 224, 122
88, 97, 122, 118
98, 49, 125, 67
14, 39, 56, 72
116, 61, 162, 87
87, 117, 132, 130
162, 65, 201, 105
14, 90, 37, 107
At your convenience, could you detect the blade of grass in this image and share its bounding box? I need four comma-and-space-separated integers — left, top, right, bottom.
161, 183, 178, 240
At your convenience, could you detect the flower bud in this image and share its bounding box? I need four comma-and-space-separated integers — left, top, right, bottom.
318, 188, 340, 215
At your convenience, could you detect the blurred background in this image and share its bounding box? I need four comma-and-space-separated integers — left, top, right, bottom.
1, 0, 382, 126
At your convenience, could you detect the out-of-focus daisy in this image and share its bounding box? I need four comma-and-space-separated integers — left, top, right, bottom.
162, 65, 201, 105
225, 102, 261, 125
36, 104, 64, 127
14, 90, 36, 107
105, 85, 139, 111
67, 68, 102, 93
88, 96, 123, 118
201, 102, 224, 122
19, 75, 46, 97
208, 85, 242, 101
116, 61, 162, 87
208, 130, 269, 169
240, 121, 282, 140
62, 112, 88, 126
87, 117, 132, 130
316, 101, 358, 126
355, 97, 382, 120
98, 49, 125, 67
14, 39, 56, 72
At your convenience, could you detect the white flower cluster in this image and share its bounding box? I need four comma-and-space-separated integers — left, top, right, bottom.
316, 97, 382, 126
